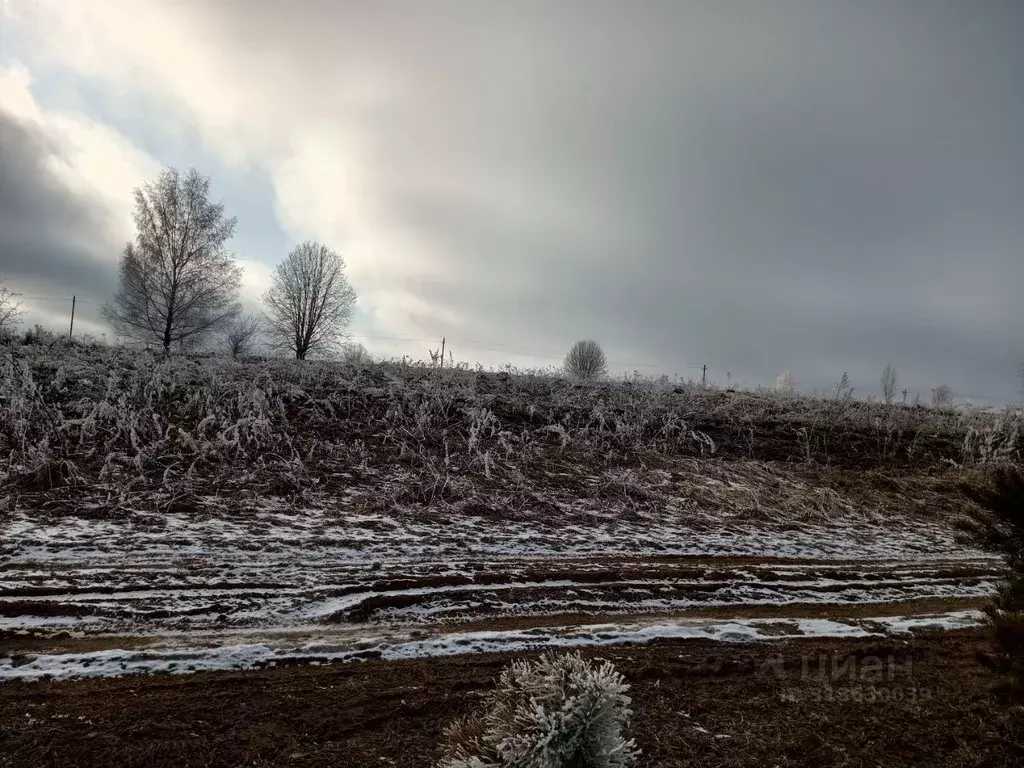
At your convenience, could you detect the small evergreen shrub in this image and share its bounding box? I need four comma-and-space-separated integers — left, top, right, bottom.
439, 651, 638, 768
962, 466, 1024, 687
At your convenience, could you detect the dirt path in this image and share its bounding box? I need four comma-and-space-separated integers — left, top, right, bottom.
2, 499, 1003, 681
2, 551, 1000, 677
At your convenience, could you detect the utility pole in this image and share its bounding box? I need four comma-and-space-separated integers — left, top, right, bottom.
440, 337, 445, 369
69, 295, 76, 339
702, 364, 707, 387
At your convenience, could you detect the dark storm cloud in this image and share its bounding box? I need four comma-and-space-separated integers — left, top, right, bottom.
0, 110, 120, 320
334, 0, 1024, 400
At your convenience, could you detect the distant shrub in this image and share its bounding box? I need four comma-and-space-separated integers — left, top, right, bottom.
776, 371, 794, 394
932, 384, 953, 407
221, 313, 262, 358
880, 364, 898, 405
341, 341, 373, 366
70, 333, 104, 348
21, 324, 59, 346
564, 340, 607, 381
439, 651, 638, 768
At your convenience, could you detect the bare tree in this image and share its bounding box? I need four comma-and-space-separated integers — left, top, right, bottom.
101, 168, 242, 353
341, 341, 372, 366
563, 339, 607, 380
263, 241, 357, 360
932, 384, 953, 407
0, 278, 25, 342
221, 312, 262, 357
880, 363, 898, 405
776, 370, 795, 394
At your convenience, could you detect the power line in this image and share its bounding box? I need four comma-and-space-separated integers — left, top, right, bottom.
18, 295, 99, 304
347, 334, 440, 344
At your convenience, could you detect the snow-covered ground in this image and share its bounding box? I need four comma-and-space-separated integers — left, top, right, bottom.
0, 495, 1000, 680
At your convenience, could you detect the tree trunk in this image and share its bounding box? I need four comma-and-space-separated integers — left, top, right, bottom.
163, 291, 176, 353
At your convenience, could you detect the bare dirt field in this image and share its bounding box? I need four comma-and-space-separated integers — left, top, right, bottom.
2, 629, 1020, 767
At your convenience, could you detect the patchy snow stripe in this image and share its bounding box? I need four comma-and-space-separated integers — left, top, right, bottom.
0, 610, 984, 681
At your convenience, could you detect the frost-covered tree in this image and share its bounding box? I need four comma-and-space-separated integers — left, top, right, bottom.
776, 370, 795, 394
263, 241, 357, 360
880, 364, 898, 405
102, 168, 242, 353
564, 340, 607, 381
932, 384, 953, 407
341, 341, 372, 366
221, 312, 262, 357
439, 651, 638, 768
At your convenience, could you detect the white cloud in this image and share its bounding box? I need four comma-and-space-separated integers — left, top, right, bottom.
235, 258, 274, 312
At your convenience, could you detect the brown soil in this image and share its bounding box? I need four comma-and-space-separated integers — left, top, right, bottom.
0, 632, 160, 655
1, 629, 1018, 768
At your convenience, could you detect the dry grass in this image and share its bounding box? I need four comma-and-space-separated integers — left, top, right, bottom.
0, 343, 1019, 525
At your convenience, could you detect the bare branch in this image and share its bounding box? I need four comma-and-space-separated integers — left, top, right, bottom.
0, 278, 26, 342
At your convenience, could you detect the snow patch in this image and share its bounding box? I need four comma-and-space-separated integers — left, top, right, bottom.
0, 610, 985, 682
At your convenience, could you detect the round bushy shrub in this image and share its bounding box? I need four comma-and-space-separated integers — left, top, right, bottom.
439, 651, 638, 768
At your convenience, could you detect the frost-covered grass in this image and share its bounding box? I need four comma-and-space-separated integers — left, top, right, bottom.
0, 343, 1019, 519
2, 343, 715, 502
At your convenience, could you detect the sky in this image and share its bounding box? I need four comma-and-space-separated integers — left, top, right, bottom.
0, 0, 1022, 403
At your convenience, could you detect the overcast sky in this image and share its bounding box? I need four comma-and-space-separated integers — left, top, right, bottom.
1, 0, 1021, 402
